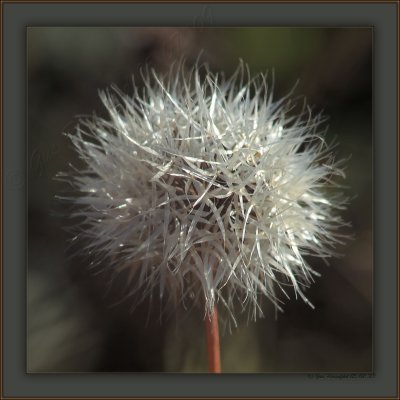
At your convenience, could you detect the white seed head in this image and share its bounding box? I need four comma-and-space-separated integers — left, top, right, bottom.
60, 62, 348, 324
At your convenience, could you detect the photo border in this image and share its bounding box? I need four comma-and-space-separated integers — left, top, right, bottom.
1, 1, 398, 398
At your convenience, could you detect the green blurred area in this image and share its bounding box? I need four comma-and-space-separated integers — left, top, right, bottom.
28, 27, 372, 373
225, 28, 325, 77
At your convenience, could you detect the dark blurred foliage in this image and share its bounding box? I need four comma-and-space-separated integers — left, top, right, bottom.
27, 27, 372, 372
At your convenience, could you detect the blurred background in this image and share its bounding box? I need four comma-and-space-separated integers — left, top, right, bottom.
27, 27, 372, 373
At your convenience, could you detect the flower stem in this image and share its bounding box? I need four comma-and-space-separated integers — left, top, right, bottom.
204, 304, 221, 373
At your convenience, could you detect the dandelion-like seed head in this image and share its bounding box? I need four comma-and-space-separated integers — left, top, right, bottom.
62, 62, 348, 325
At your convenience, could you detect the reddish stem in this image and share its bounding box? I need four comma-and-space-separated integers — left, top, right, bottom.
204, 304, 221, 373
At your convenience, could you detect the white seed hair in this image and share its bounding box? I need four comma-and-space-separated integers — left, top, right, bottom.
59, 62, 348, 325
